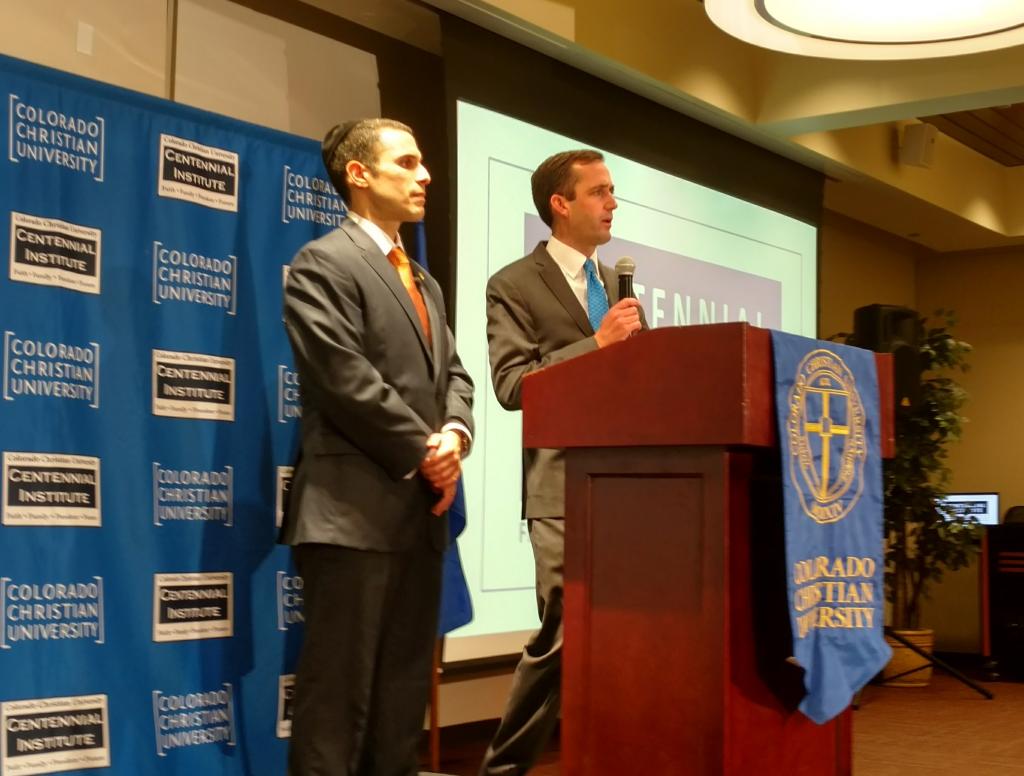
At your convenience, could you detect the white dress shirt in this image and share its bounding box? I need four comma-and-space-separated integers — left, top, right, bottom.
347, 210, 400, 255
545, 235, 606, 315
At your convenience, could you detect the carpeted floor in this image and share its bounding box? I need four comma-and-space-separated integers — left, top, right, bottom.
427, 673, 1024, 775
854, 674, 1024, 775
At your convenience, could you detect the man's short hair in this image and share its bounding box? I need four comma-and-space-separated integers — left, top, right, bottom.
531, 149, 605, 227
321, 118, 413, 205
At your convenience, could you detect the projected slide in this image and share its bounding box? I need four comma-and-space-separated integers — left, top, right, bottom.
447, 101, 817, 660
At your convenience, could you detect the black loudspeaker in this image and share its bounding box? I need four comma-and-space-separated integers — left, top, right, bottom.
986, 525, 1024, 678
852, 304, 921, 409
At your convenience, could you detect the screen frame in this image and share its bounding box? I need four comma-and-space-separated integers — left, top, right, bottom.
439, 12, 825, 665
936, 492, 1001, 526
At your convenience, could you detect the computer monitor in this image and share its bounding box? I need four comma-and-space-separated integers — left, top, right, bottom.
937, 492, 1000, 525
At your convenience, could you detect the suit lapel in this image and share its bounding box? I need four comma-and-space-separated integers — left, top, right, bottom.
534, 243, 594, 336
412, 259, 442, 374
341, 219, 434, 364
600, 262, 619, 306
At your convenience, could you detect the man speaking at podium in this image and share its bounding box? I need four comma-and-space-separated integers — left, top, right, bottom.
481, 150, 643, 775
281, 118, 474, 775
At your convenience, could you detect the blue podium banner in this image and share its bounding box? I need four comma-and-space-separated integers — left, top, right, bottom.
0, 53, 349, 775
770, 331, 891, 724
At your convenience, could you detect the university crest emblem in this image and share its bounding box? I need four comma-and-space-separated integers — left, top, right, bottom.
785, 348, 867, 525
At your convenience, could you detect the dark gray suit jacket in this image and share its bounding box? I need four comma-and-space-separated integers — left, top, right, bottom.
281, 218, 474, 551
485, 241, 618, 518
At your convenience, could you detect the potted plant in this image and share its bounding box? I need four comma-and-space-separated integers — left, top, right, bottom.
881, 310, 977, 686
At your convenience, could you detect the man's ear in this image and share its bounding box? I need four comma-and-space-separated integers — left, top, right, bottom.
346, 160, 370, 193
550, 193, 569, 220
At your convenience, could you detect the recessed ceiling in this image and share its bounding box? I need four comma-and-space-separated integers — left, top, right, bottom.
705, 0, 1024, 59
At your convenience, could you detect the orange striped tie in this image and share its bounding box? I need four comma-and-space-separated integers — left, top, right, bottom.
387, 246, 432, 347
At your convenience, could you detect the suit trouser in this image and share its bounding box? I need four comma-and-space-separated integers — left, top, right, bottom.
480, 518, 564, 776
288, 540, 442, 776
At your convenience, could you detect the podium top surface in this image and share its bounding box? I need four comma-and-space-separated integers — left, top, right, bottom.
522, 323, 894, 454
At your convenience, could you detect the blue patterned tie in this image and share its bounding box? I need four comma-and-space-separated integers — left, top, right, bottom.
583, 259, 609, 331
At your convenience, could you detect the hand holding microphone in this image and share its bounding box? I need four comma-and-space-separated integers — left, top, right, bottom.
595, 257, 642, 347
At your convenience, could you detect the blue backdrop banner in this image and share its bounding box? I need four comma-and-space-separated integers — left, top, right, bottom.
0, 53, 467, 775
770, 331, 891, 724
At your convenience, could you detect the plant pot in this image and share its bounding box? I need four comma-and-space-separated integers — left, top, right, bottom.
882, 628, 934, 687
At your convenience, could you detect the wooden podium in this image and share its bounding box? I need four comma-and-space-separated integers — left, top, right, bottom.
521, 323, 893, 776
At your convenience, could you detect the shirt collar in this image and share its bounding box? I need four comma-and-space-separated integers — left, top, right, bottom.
546, 235, 596, 278
347, 211, 405, 257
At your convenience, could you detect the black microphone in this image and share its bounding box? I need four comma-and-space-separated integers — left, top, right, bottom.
615, 257, 636, 300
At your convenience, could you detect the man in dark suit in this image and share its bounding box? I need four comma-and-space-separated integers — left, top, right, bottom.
480, 150, 643, 775
281, 118, 474, 776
